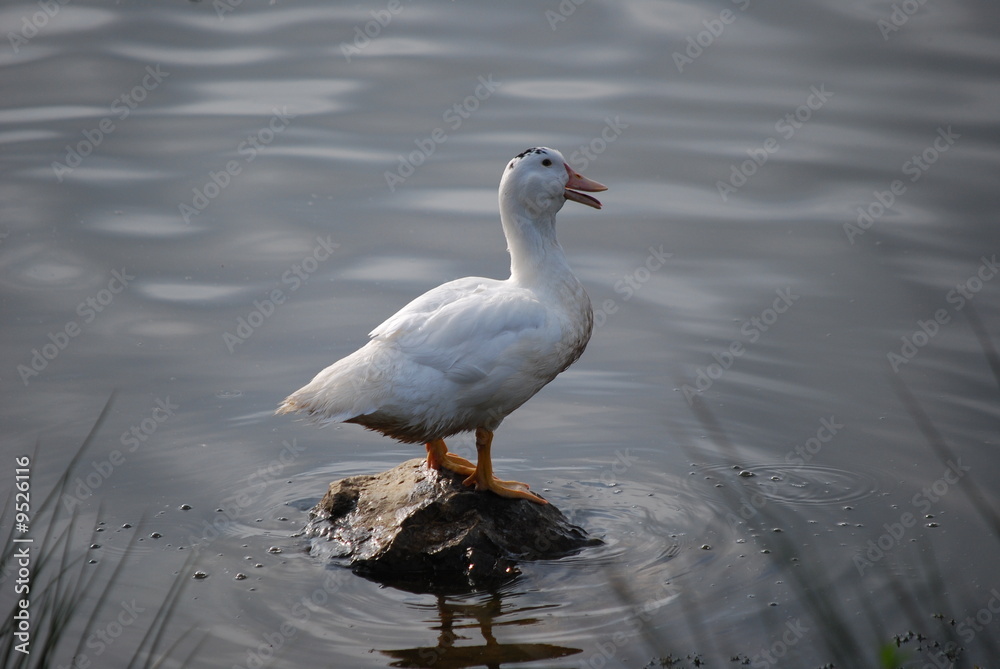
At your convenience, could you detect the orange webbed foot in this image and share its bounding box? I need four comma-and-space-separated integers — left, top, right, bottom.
461, 428, 548, 505
425, 439, 476, 476
462, 470, 547, 504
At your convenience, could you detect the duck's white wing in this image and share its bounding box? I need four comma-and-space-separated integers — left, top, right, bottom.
277, 277, 549, 426
369, 277, 497, 339
371, 276, 548, 384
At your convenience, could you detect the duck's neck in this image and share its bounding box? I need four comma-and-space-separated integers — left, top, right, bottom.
500, 200, 573, 288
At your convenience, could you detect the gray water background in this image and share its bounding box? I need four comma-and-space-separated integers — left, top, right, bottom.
1, 1, 999, 666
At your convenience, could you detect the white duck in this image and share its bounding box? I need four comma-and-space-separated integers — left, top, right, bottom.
277, 147, 606, 504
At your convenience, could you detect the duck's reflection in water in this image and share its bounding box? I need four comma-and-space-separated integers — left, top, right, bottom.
381, 591, 580, 669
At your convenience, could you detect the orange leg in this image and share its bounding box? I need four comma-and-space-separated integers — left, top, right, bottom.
462, 428, 547, 504
425, 438, 475, 475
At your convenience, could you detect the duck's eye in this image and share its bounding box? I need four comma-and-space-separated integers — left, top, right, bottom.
541, 158, 552, 167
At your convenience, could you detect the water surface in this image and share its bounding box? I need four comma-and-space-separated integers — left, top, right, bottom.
2, 1, 999, 667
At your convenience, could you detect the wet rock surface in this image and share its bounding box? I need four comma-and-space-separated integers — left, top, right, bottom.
302, 458, 599, 588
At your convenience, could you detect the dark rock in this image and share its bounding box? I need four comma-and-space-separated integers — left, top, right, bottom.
302, 458, 599, 588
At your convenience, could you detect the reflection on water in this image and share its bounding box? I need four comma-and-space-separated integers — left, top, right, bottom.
2, 0, 999, 666
381, 593, 579, 669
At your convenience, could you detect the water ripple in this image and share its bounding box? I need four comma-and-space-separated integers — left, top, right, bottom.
698, 463, 879, 507
135, 280, 250, 306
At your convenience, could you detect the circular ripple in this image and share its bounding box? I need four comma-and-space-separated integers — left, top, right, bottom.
699, 463, 879, 506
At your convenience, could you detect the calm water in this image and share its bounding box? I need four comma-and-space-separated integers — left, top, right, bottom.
2, 1, 999, 667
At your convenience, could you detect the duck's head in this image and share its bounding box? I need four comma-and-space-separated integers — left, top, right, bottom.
500, 147, 607, 218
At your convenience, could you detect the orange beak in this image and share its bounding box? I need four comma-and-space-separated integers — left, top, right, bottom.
564, 164, 608, 209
